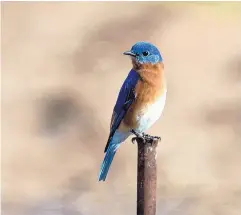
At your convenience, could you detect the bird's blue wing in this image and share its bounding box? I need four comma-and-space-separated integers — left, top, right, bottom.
104, 69, 139, 152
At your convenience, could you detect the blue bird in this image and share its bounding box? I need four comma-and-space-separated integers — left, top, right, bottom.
98, 41, 167, 181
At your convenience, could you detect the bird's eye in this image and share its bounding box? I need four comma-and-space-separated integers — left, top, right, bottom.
142, 51, 149, 56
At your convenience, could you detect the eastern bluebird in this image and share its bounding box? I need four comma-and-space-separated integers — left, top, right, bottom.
98, 41, 167, 181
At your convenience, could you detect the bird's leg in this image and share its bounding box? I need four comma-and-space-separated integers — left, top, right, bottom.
131, 129, 143, 138
131, 129, 144, 143
131, 129, 161, 144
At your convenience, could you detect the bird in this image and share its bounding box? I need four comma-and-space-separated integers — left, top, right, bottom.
98, 41, 167, 181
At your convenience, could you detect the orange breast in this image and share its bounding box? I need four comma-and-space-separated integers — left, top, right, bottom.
123, 62, 166, 129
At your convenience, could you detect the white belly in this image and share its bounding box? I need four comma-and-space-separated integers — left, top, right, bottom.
136, 90, 167, 133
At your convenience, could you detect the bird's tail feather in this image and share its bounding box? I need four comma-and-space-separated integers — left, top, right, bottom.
98, 142, 120, 181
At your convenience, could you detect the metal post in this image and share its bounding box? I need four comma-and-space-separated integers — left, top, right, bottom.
135, 137, 159, 215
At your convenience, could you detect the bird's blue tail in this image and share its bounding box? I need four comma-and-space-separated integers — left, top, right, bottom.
98, 142, 120, 181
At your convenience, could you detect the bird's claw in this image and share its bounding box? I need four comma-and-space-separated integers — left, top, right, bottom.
131, 136, 145, 144
131, 130, 161, 144
142, 133, 161, 144
131, 129, 145, 144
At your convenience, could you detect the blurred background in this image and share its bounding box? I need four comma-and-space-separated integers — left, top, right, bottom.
2, 2, 241, 215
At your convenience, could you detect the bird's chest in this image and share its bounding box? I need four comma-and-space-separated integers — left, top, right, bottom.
135, 92, 166, 132
124, 89, 166, 132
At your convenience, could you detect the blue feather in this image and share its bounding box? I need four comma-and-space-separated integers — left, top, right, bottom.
99, 141, 120, 181
104, 69, 139, 152
130, 41, 163, 64
113, 69, 139, 114
99, 131, 130, 181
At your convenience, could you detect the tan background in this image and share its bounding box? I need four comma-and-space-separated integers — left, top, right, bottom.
2, 2, 241, 215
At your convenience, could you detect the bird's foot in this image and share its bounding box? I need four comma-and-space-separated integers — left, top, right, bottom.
131, 129, 145, 143
131, 130, 161, 144
142, 132, 161, 143
142, 132, 161, 141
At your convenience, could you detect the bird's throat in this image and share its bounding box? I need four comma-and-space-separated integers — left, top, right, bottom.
134, 62, 165, 88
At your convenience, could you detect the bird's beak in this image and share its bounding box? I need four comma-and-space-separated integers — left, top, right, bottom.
123, 51, 136, 57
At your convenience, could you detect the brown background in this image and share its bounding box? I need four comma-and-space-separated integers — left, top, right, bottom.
2, 2, 241, 215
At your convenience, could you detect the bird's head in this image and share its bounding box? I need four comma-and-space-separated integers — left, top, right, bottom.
123, 41, 163, 65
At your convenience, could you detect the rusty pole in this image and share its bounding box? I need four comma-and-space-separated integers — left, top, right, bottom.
135, 137, 159, 215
